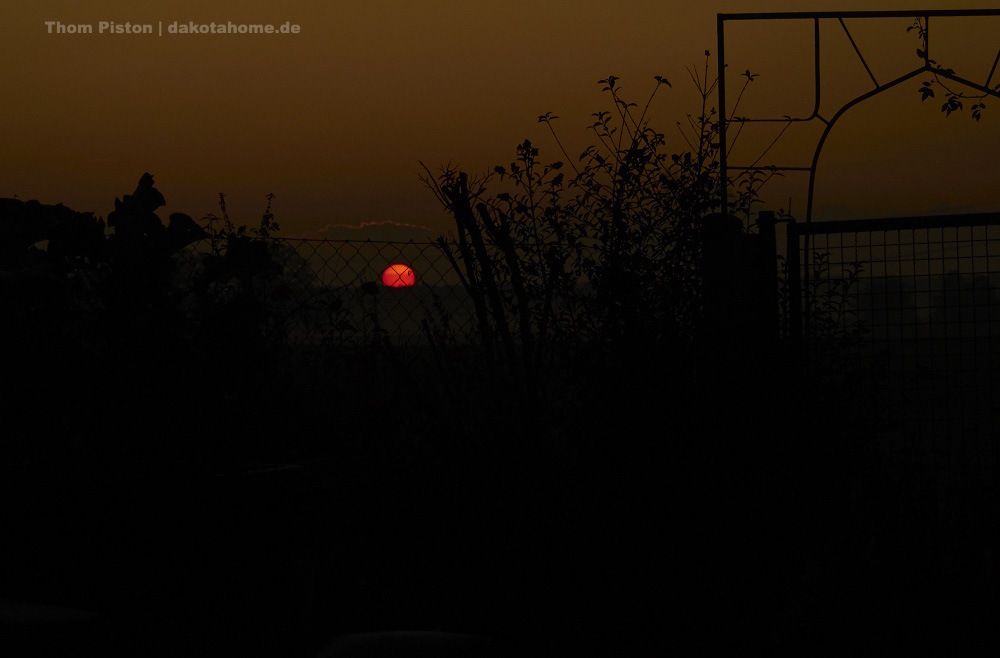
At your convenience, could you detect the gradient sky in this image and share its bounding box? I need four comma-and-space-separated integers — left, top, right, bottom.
3, 1, 999, 239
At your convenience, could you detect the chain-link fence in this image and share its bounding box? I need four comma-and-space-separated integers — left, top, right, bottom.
175, 237, 484, 347
269, 238, 479, 345
243, 236, 696, 351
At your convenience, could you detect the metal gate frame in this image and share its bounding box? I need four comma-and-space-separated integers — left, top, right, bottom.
786, 211, 1000, 345
716, 9, 1000, 222
783, 211, 1000, 478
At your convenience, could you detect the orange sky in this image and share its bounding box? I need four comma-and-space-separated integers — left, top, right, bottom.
2, 1, 999, 239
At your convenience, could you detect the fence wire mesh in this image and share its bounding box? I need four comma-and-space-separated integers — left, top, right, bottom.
271, 238, 478, 346
173, 221, 1000, 485
787, 215, 1000, 484
174, 237, 483, 347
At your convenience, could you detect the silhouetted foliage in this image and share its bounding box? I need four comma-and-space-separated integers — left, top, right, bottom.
908, 17, 1000, 119
421, 55, 780, 386
0, 174, 302, 466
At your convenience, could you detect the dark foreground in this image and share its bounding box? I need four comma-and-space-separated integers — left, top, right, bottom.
2, 342, 999, 657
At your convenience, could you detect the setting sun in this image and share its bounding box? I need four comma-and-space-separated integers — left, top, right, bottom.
381, 263, 416, 287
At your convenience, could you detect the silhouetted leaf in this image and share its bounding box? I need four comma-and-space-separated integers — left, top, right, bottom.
942, 96, 963, 116
166, 212, 209, 250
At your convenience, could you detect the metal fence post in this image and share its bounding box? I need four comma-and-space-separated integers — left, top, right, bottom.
786, 218, 802, 349
757, 211, 779, 343
700, 212, 744, 351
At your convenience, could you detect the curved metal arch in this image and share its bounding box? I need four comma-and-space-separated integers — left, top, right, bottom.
805, 67, 1000, 222
717, 9, 1000, 222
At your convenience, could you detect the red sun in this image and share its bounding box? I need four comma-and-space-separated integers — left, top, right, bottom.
381, 263, 416, 288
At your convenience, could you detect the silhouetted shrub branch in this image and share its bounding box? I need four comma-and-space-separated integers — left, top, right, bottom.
421, 54, 784, 379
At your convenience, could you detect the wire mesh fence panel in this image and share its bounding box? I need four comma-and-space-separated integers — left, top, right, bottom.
787, 214, 1000, 485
